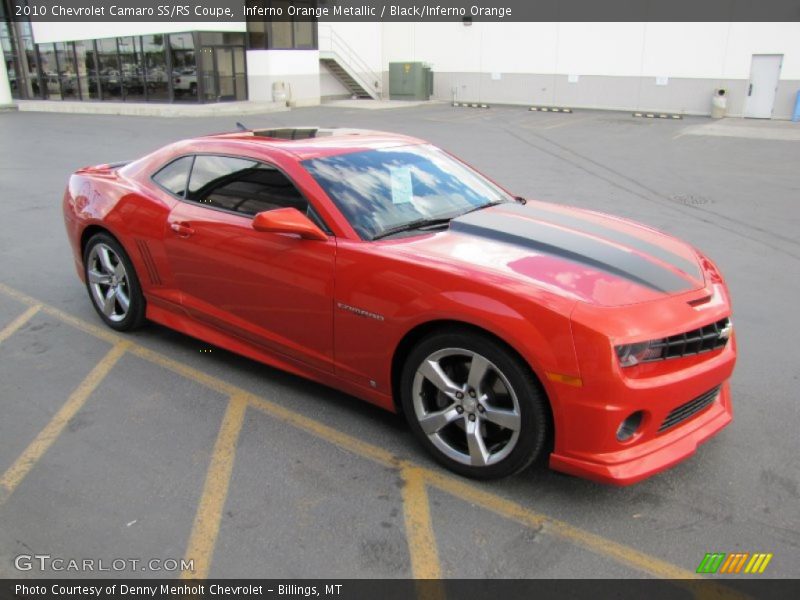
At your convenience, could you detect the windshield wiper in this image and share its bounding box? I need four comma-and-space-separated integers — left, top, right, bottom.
371, 200, 508, 241
372, 216, 454, 240
458, 199, 505, 217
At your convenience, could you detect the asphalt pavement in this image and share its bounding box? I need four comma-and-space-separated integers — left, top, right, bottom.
0, 103, 798, 580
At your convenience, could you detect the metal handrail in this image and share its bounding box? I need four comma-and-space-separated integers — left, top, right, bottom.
318, 25, 381, 99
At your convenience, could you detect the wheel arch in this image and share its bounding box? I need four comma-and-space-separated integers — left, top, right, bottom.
390, 320, 555, 447
80, 223, 122, 260
391, 319, 556, 460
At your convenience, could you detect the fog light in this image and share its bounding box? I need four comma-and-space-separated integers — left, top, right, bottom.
617, 411, 644, 442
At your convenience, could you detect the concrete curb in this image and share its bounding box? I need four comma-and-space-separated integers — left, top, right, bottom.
15, 100, 289, 118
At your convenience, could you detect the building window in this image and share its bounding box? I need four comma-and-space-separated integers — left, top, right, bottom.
117, 36, 144, 101
170, 33, 197, 101
1, 19, 244, 104
2, 3, 40, 99
18, 24, 39, 99
246, 0, 318, 50
96, 37, 120, 101
55, 42, 78, 99
1, 4, 20, 98
35, 43, 60, 99
74, 40, 99, 100
142, 35, 169, 101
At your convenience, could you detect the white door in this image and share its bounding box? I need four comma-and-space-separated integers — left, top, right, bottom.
743, 54, 782, 119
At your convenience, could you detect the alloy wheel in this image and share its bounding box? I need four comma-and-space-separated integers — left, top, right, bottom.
412, 348, 522, 467
86, 243, 132, 323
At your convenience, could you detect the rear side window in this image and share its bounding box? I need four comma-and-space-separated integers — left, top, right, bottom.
152, 156, 194, 197
186, 155, 308, 217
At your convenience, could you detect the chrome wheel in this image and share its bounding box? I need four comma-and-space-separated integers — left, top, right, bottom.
86, 243, 131, 323
412, 348, 522, 467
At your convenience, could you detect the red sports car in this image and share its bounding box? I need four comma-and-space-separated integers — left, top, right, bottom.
62, 127, 736, 484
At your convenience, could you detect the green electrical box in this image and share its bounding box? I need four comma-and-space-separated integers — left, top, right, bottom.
389, 62, 433, 100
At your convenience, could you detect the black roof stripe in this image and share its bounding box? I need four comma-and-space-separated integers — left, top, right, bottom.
451, 211, 696, 294
501, 203, 703, 280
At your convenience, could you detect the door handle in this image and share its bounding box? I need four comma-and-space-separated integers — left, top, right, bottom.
748, 83, 753, 96
169, 221, 195, 237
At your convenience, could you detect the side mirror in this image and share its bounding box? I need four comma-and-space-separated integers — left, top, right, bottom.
252, 207, 328, 241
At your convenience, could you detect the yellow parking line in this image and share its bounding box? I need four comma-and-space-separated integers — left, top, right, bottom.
0, 282, 727, 582
401, 466, 443, 581
420, 469, 695, 579
182, 393, 248, 580
245, 394, 398, 468
0, 283, 120, 345
0, 341, 129, 505
0, 304, 41, 345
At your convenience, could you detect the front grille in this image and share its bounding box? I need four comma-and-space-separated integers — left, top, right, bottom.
646, 317, 731, 362
659, 386, 720, 433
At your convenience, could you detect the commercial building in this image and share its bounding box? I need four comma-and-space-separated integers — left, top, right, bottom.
2, 2, 798, 119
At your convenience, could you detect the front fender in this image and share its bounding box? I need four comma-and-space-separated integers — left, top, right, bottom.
333, 241, 580, 412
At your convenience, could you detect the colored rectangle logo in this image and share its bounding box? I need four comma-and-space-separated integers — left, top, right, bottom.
697, 552, 773, 574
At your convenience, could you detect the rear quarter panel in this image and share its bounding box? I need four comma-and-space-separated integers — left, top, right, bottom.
62, 166, 177, 297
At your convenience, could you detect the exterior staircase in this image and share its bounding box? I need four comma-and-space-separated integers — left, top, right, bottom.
320, 58, 372, 98
318, 26, 381, 100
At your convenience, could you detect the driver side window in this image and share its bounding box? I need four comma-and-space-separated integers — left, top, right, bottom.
186, 155, 309, 217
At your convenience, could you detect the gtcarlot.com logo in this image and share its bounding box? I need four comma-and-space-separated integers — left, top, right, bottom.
696, 552, 773, 574
14, 554, 194, 573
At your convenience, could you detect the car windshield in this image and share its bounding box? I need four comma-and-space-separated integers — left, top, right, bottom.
302, 144, 512, 240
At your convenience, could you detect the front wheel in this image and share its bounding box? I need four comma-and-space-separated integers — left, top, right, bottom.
83, 233, 146, 331
401, 331, 550, 479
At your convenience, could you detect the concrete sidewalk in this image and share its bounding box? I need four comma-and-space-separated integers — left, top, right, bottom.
680, 116, 800, 141
16, 99, 289, 118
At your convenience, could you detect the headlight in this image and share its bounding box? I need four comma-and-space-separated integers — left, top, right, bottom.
615, 339, 665, 367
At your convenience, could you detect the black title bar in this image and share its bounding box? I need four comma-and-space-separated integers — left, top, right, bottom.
4, 579, 800, 600
6, 0, 800, 22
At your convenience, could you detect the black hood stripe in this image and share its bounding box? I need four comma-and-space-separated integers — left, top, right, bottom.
500, 203, 702, 280
451, 211, 696, 293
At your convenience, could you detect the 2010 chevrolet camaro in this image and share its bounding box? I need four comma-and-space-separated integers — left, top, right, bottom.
62, 127, 736, 484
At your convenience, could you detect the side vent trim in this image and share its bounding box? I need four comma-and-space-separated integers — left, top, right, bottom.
135, 239, 162, 285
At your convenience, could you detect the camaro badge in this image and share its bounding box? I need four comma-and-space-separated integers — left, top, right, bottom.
336, 302, 385, 321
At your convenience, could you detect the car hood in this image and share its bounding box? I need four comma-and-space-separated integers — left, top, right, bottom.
390, 201, 705, 307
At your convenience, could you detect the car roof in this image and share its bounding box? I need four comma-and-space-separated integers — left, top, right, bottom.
196, 127, 426, 161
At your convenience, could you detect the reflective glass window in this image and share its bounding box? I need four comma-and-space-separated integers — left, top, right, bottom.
55, 42, 78, 99
96, 37, 121, 101
170, 33, 197, 102
152, 156, 194, 197
118, 36, 144, 101
74, 40, 99, 99
187, 155, 308, 216
142, 34, 168, 101
36, 43, 61, 100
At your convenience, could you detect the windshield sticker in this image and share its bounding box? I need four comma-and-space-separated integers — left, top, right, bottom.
389, 166, 413, 205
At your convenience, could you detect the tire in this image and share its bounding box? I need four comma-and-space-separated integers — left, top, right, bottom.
400, 330, 549, 479
83, 233, 146, 332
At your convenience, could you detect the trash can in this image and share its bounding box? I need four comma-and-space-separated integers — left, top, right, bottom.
711, 88, 727, 119
272, 81, 290, 104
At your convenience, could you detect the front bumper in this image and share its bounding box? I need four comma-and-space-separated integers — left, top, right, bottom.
549, 380, 732, 485
545, 280, 736, 485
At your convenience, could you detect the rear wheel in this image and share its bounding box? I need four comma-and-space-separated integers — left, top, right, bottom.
83, 233, 146, 331
400, 331, 549, 479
